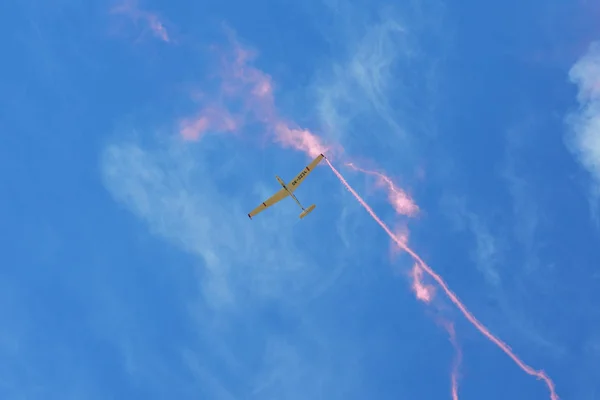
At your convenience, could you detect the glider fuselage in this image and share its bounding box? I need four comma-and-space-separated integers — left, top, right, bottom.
276, 175, 305, 210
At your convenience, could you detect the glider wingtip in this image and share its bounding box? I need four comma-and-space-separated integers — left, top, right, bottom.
248, 213, 252, 220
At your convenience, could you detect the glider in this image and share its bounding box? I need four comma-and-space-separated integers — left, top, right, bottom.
248, 153, 325, 220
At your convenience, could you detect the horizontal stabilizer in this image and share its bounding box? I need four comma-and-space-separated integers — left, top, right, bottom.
299, 204, 316, 219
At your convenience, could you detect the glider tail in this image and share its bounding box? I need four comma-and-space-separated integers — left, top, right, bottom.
299, 204, 316, 219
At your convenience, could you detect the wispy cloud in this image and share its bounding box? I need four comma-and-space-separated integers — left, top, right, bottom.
439, 128, 567, 358
501, 120, 546, 276
312, 12, 410, 150
110, 0, 170, 43
499, 126, 569, 356
100, 138, 326, 308
566, 41, 600, 216
439, 194, 503, 287
99, 129, 365, 397
312, 1, 447, 160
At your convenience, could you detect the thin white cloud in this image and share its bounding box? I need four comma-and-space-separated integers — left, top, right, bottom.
439, 194, 503, 287
99, 132, 365, 398
313, 11, 410, 148
566, 41, 600, 215
313, 0, 447, 154
502, 122, 545, 275
467, 213, 503, 286
438, 120, 572, 358
101, 138, 322, 306
440, 191, 567, 357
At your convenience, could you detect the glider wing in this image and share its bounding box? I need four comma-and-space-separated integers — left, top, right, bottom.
248, 188, 289, 219
286, 153, 325, 192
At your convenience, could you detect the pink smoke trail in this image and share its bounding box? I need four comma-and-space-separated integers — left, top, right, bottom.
388, 224, 409, 262
411, 258, 462, 398
345, 162, 419, 217
325, 159, 559, 400
409, 248, 461, 397
410, 263, 435, 303
179, 38, 337, 158
177, 36, 559, 400
179, 106, 238, 140
443, 321, 462, 400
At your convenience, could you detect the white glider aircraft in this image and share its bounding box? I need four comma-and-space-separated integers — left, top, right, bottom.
248, 153, 325, 220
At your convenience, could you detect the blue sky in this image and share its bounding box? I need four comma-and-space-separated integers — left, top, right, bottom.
2, 0, 600, 399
